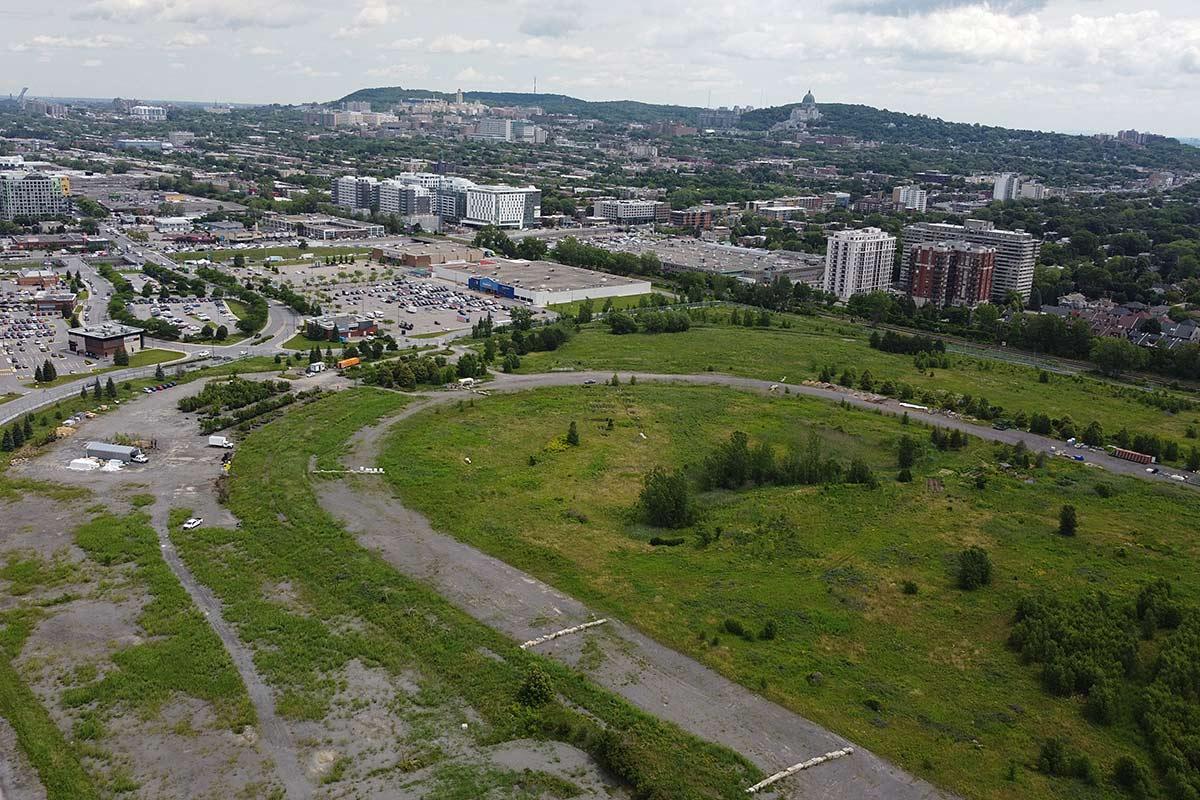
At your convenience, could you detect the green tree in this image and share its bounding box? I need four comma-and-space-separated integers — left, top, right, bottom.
155, 363, 165, 381
105, 377, 117, 398
92, 381, 101, 400
957, 547, 992, 590
113, 347, 130, 366
215, 324, 228, 340
1090, 337, 1146, 377
897, 434, 917, 469
1059, 504, 1077, 536
639, 468, 694, 528
566, 420, 580, 446
516, 664, 553, 707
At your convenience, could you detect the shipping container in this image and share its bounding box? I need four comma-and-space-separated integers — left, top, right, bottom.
336, 357, 361, 370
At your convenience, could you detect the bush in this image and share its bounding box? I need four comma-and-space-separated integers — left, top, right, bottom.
1112, 756, 1152, 798
759, 620, 778, 640
517, 664, 553, 707
897, 468, 913, 483
639, 468, 694, 529
723, 619, 752, 640
902, 580, 919, 595
957, 547, 992, 590
648, 536, 685, 547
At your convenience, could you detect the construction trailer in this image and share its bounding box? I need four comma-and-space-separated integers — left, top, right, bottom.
85, 441, 146, 463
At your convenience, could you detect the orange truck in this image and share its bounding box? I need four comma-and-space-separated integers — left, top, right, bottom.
336, 357, 361, 370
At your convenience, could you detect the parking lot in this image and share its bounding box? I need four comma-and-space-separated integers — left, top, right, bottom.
311, 276, 520, 340
0, 277, 96, 387
125, 296, 237, 339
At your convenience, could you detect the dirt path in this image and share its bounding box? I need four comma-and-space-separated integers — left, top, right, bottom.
147, 503, 313, 800
317, 390, 953, 800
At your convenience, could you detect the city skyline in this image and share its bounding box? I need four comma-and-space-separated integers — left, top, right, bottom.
3, 0, 1200, 136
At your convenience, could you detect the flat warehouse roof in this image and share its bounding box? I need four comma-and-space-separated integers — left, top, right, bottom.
445, 259, 647, 292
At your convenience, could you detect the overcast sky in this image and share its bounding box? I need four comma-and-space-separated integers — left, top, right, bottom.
4, 0, 1200, 136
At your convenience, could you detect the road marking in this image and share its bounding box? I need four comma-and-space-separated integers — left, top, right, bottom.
520, 618, 607, 650
745, 747, 854, 794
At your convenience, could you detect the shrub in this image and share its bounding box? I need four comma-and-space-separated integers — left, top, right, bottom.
759, 620, 778, 641
723, 619, 752, 640
639, 468, 694, 529
902, 580, 919, 595
648, 536, 685, 547
957, 547, 992, 590
517, 664, 554, 707
1059, 504, 1078, 537
897, 468, 913, 483
1112, 756, 1152, 798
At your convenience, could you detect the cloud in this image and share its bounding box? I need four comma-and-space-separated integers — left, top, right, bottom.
275, 60, 340, 78
82, 58, 105, 67
248, 45, 282, 55
519, 8, 583, 38
365, 63, 429, 79
76, 0, 307, 29
334, 0, 401, 39
11, 33, 129, 51
166, 31, 209, 47
429, 34, 492, 54
845, 0, 1046, 16
387, 37, 424, 50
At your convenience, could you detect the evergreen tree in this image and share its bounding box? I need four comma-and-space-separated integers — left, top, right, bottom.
11, 423, 24, 448
566, 421, 580, 446
22, 416, 32, 440
105, 377, 117, 398
34, 365, 43, 383
80, 386, 88, 400
92, 381, 101, 400
1, 428, 12, 451
155, 363, 165, 380
113, 347, 130, 366
1059, 505, 1078, 537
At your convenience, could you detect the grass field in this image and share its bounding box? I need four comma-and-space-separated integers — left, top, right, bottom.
172, 389, 759, 798
224, 299, 249, 320
0, 392, 19, 406
548, 292, 662, 317
282, 333, 335, 351
171, 246, 370, 264
379, 383, 1200, 800
24, 349, 186, 389
519, 315, 1200, 451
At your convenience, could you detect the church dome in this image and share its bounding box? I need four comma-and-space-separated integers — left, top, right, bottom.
802, 90, 816, 105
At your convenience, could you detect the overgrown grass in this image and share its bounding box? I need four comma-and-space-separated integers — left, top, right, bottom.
519, 315, 1200, 446
62, 513, 255, 730
378, 382, 1200, 800
173, 388, 759, 799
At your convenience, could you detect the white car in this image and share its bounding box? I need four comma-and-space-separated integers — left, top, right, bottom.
181, 517, 203, 530
196, 350, 211, 358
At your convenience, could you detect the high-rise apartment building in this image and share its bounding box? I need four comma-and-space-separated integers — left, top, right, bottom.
901, 219, 1039, 302
130, 105, 166, 122
822, 227, 896, 302
907, 241, 995, 307
891, 185, 928, 212
332, 176, 379, 211
378, 181, 432, 216
0, 171, 71, 220
992, 172, 1021, 201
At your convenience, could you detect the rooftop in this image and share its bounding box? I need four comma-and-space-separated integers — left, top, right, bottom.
69, 322, 144, 338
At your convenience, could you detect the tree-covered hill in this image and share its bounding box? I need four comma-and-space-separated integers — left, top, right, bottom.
338, 87, 705, 125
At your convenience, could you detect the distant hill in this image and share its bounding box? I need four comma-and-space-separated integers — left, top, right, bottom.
339, 87, 704, 125
337, 87, 1200, 173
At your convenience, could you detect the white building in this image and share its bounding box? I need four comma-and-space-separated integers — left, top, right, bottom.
992, 172, 1021, 201
433, 259, 651, 307
1019, 181, 1047, 201
154, 216, 192, 233
0, 171, 70, 221
130, 105, 166, 122
464, 185, 541, 229
332, 175, 379, 211
891, 185, 928, 212
822, 227, 897, 302
593, 199, 669, 224
474, 118, 512, 141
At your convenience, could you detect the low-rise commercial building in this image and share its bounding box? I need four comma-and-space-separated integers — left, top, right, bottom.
260, 213, 384, 239
433, 259, 651, 306
68, 323, 145, 358
305, 314, 377, 342
17, 269, 59, 288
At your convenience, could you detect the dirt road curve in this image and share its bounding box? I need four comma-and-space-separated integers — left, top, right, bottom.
318, 375, 961, 800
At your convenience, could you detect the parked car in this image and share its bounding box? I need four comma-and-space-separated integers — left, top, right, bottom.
181, 517, 203, 530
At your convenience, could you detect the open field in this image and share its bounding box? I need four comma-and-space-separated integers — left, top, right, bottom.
548, 292, 661, 317
379, 382, 1200, 800
171, 246, 370, 264
170, 388, 759, 798
23, 349, 186, 389
519, 315, 1200, 450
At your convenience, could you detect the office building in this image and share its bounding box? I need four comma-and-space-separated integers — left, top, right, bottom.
670, 206, 715, 230
901, 219, 1039, 302
114, 138, 173, 152
68, 323, 145, 358
1019, 181, 1047, 201
593, 199, 670, 225
378, 180, 432, 216
474, 118, 512, 142
464, 185, 541, 229
891, 185, 928, 212
992, 172, 1021, 201
130, 105, 166, 122
342, 101, 371, 112
907, 241, 995, 307
0, 171, 71, 220
822, 227, 896, 302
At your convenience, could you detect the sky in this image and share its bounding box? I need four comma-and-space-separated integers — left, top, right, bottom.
4, 0, 1200, 136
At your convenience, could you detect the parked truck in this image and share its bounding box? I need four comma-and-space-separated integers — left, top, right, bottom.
85, 441, 148, 463
207, 435, 234, 449
1110, 447, 1155, 465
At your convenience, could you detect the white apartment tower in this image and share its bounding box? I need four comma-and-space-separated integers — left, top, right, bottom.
822, 227, 896, 302
464, 185, 541, 229
892, 185, 928, 212
992, 172, 1021, 201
